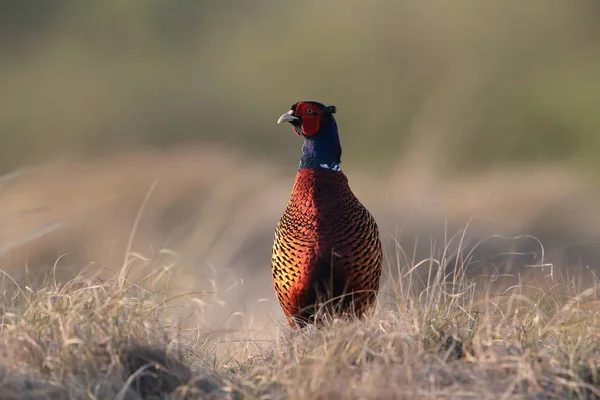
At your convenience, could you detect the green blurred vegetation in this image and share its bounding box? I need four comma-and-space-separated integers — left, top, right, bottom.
1, 1, 600, 178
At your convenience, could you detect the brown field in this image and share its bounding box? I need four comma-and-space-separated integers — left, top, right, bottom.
0, 146, 599, 398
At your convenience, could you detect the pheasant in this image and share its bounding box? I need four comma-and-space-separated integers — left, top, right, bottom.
272, 101, 382, 328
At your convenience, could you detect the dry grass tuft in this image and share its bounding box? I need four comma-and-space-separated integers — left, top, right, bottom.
1, 245, 600, 399
0, 264, 234, 400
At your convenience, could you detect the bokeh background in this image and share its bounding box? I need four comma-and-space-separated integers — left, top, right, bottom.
1, 1, 600, 329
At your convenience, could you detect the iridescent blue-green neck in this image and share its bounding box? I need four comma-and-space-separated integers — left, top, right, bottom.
298, 116, 342, 171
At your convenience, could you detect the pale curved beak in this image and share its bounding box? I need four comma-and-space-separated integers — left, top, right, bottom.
277, 110, 299, 124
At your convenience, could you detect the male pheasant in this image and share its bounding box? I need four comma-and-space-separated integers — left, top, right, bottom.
272, 101, 382, 328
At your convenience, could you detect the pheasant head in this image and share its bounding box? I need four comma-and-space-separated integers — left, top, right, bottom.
277, 101, 342, 171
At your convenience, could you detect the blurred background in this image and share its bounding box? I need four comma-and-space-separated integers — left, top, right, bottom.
1, 1, 600, 329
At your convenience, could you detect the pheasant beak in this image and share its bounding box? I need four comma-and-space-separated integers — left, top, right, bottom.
277, 110, 299, 125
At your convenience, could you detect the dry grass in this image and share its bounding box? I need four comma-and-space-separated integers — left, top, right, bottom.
1, 244, 600, 400
1, 151, 600, 398
0, 266, 229, 399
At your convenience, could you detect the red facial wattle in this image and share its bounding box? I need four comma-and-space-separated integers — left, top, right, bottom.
277, 101, 330, 137
295, 102, 322, 136
299, 114, 320, 136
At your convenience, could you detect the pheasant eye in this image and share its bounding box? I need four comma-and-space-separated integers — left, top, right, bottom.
306, 109, 313, 115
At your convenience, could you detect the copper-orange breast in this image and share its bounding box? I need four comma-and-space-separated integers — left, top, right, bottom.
271, 168, 382, 327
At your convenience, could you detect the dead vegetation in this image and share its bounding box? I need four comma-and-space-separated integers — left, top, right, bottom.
0, 152, 599, 398
0, 244, 599, 399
